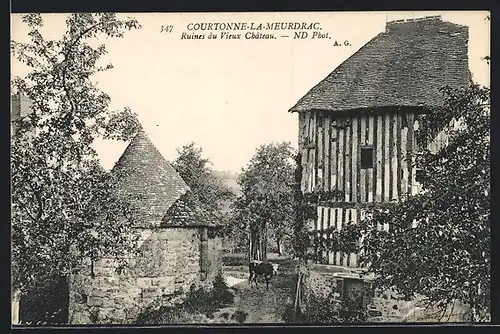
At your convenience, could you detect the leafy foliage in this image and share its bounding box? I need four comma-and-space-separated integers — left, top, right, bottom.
11, 13, 141, 295
230, 310, 248, 324
282, 292, 368, 324
359, 84, 490, 321
172, 143, 236, 234
311, 223, 362, 263
18, 274, 69, 325
211, 271, 236, 307
233, 142, 297, 259
291, 84, 490, 321
136, 272, 235, 324
135, 303, 188, 325
291, 154, 349, 262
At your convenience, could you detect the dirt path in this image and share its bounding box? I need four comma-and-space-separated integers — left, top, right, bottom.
220, 259, 297, 323
229, 275, 294, 323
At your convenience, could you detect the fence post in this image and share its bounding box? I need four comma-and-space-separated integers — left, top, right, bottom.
294, 272, 301, 319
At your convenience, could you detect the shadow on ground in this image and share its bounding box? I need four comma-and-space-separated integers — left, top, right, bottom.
220, 253, 298, 324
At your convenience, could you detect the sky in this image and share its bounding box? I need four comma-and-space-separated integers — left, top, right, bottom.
11, 11, 490, 173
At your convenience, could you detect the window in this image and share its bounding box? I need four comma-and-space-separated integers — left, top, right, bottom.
402, 115, 408, 128
415, 167, 424, 183
360, 147, 373, 169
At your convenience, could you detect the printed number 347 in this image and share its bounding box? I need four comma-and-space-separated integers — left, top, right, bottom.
160, 25, 174, 33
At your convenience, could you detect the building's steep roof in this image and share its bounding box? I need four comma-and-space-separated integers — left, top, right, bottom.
112, 128, 190, 227
289, 16, 471, 113
161, 191, 219, 228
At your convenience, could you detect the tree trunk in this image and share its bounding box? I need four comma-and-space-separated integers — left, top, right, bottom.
250, 231, 256, 261
277, 237, 283, 256
261, 224, 267, 261
249, 224, 270, 262
260, 228, 264, 261
257, 231, 264, 261
250, 228, 260, 261
263, 235, 267, 260
248, 228, 252, 262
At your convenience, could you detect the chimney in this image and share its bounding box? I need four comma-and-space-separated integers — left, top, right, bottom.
386, 15, 444, 32
385, 15, 468, 41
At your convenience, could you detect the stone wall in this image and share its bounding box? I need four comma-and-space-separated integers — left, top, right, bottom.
207, 235, 223, 278
68, 227, 222, 324
300, 264, 374, 311
367, 289, 471, 322
301, 264, 470, 322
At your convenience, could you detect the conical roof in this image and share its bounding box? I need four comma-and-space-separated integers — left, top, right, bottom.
289, 16, 471, 113
112, 128, 189, 227
161, 191, 219, 228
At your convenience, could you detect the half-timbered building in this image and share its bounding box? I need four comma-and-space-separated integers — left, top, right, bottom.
290, 16, 471, 268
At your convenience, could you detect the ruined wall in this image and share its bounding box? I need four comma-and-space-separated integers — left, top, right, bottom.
368, 289, 471, 322
301, 265, 470, 322
68, 227, 221, 324
207, 236, 223, 278
300, 264, 373, 312
304, 268, 344, 301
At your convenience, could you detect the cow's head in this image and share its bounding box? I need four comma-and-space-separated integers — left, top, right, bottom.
271, 263, 280, 276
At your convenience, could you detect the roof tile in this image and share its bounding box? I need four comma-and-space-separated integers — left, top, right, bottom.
112, 128, 190, 227
161, 191, 219, 228
289, 16, 471, 113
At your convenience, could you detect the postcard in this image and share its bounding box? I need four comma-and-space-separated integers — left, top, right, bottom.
10, 11, 491, 326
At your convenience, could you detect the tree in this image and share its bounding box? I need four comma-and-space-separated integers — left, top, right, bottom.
11, 13, 141, 309
360, 83, 490, 321
234, 142, 296, 260
172, 142, 236, 220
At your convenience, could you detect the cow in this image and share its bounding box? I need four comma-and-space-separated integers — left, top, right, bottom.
248, 260, 280, 289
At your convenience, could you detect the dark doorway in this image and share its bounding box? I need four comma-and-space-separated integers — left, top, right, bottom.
343, 278, 364, 311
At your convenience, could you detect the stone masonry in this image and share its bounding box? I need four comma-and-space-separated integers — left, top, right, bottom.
300, 264, 471, 322
66, 128, 224, 324
68, 227, 222, 324
300, 264, 374, 312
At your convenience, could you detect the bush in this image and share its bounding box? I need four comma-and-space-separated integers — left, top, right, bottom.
211, 271, 234, 307
283, 292, 369, 324
281, 303, 298, 323
222, 253, 247, 266
136, 272, 235, 324
183, 284, 217, 316
231, 310, 248, 324
184, 272, 234, 314
303, 293, 343, 323
136, 305, 184, 325
19, 275, 69, 325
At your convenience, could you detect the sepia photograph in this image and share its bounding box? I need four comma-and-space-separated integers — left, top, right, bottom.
10, 10, 490, 326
